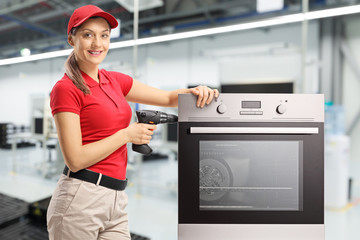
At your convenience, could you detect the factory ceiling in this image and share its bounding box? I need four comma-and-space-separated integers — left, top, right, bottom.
0, 0, 358, 60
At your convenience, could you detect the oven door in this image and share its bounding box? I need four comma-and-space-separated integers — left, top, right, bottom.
178, 122, 324, 225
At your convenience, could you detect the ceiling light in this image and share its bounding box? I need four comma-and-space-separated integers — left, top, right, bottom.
0, 49, 71, 66
20, 48, 31, 57
111, 13, 304, 47
305, 4, 360, 20
2, 4, 360, 66
256, 0, 284, 13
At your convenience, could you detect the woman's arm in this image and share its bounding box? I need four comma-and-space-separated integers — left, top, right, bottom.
56, 80, 218, 172
125, 79, 219, 108
54, 111, 156, 172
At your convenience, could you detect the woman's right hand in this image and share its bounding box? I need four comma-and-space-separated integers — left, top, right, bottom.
124, 122, 157, 144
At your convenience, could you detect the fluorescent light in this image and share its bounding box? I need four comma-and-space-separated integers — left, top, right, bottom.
109, 39, 135, 49
305, 4, 360, 20
0, 49, 71, 66
118, 13, 304, 47
2, 4, 360, 66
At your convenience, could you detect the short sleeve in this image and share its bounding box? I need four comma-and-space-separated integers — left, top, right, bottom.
50, 78, 83, 116
118, 73, 133, 96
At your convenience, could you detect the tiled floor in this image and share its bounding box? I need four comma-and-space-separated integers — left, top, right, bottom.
0, 146, 360, 240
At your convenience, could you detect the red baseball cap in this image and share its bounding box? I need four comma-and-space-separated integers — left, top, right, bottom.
67, 5, 118, 34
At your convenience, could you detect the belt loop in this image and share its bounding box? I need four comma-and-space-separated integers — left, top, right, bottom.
96, 173, 103, 186
66, 168, 70, 177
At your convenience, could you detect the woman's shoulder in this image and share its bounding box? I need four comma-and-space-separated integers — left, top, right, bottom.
55, 73, 75, 86
52, 74, 82, 95
50, 74, 83, 114
53, 74, 79, 89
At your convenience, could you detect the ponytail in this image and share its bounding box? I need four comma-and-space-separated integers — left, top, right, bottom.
65, 51, 90, 95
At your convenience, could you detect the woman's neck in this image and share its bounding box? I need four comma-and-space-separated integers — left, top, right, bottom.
78, 63, 99, 83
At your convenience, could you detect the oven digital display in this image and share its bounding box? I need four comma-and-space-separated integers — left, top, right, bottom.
242, 101, 261, 108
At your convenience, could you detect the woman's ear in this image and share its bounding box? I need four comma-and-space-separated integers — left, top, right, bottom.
68, 35, 74, 46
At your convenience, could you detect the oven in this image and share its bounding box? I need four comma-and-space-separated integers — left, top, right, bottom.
178, 94, 324, 240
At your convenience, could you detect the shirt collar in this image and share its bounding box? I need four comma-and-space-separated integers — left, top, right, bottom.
81, 69, 109, 88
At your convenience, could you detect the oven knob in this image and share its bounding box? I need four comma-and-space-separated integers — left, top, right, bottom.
217, 104, 227, 114
276, 104, 286, 114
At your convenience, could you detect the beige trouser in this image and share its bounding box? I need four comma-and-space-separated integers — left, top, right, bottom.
47, 174, 130, 240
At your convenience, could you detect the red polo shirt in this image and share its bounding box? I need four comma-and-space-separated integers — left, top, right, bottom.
50, 69, 133, 180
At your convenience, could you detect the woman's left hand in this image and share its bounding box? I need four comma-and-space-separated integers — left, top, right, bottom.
189, 85, 220, 108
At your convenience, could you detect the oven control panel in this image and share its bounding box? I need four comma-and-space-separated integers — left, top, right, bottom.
178, 93, 324, 122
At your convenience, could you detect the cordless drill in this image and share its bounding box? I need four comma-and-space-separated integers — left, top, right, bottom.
132, 110, 178, 155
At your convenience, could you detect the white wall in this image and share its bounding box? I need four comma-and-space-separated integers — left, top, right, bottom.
343, 15, 360, 161
213, 22, 319, 94
0, 57, 65, 125
0, 20, 319, 126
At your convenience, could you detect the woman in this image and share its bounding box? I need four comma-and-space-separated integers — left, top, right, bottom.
47, 5, 218, 240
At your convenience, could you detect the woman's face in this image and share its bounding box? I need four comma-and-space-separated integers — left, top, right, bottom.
69, 17, 110, 68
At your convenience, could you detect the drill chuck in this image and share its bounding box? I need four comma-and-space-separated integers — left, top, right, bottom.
165, 114, 178, 123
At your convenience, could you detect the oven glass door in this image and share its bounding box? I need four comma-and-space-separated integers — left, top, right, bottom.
199, 140, 302, 211
178, 122, 324, 225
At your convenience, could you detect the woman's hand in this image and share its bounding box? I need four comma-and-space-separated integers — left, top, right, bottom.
189, 85, 220, 108
123, 122, 157, 144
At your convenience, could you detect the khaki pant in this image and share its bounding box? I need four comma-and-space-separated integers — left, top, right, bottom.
47, 174, 130, 240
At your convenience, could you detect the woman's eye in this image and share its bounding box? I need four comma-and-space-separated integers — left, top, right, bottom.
102, 34, 109, 38
84, 33, 92, 38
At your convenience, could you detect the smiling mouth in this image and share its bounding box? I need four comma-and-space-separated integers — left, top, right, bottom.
88, 50, 103, 56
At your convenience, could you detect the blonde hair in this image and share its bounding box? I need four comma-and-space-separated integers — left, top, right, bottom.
65, 27, 91, 95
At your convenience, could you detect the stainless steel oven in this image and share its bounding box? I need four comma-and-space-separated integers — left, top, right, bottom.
178, 94, 324, 240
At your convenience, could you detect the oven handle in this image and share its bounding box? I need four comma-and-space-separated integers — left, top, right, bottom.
190, 127, 319, 134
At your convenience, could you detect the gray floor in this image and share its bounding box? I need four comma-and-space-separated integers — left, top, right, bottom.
0, 146, 360, 240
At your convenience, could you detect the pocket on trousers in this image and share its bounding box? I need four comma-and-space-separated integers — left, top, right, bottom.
48, 176, 84, 218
